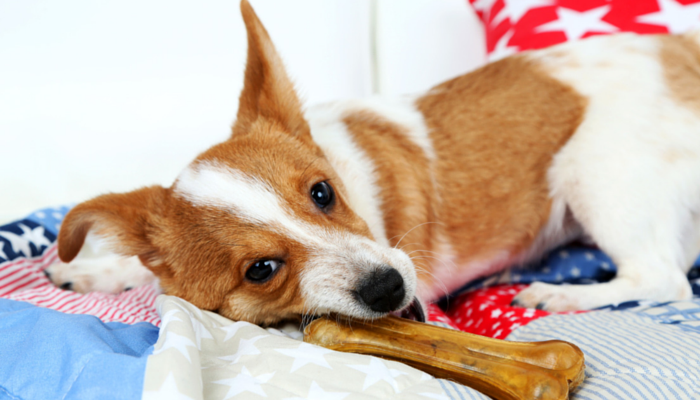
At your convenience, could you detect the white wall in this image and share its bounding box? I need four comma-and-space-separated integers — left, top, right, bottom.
0, 0, 485, 224
374, 0, 485, 96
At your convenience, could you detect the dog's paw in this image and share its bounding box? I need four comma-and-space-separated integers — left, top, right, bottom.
510, 282, 582, 312
45, 255, 156, 294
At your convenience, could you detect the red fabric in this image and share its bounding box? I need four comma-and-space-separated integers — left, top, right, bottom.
427, 284, 585, 338
1, 244, 162, 326
468, 0, 700, 59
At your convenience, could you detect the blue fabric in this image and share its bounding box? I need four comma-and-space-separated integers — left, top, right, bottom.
446, 244, 700, 307
0, 298, 158, 400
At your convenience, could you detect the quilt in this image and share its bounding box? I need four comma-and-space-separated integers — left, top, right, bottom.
2, 207, 700, 399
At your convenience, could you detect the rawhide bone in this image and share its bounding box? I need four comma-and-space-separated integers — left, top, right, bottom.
304, 315, 585, 400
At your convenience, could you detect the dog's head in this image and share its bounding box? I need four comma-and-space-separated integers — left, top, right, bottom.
57, 0, 418, 325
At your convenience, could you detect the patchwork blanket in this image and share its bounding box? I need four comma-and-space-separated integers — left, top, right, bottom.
2, 207, 700, 399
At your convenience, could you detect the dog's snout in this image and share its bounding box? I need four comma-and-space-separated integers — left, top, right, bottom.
357, 267, 406, 313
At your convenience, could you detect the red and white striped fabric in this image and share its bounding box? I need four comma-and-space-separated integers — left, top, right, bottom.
1, 244, 161, 326
468, 0, 700, 61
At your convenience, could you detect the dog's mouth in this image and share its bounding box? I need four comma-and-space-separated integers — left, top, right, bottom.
392, 297, 426, 323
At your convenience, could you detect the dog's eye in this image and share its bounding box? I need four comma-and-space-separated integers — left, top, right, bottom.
310, 181, 334, 209
245, 260, 281, 282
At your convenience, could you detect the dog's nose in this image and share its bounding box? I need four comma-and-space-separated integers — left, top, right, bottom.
357, 267, 406, 313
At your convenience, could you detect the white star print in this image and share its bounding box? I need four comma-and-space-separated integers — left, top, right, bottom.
0, 243, 7, 260
492, 0, 555, 26
220, 321, 254, 342
275, 342, 333, 372
488, 30, 519, 62
188, 316, 214, 350
218, 335, 266, 363
295, 382, 349, 400
536, 6, 618, 40
571, 266, 581, 277
347, 357, 408, 392
0, 224, 51, 258
159, 309, 184, 333
491, 308, 502, 318
637, 0, 700, 34
142, 372, 196, 400
214, 366, 274, 399
152, 331, 197, 363
471, 0, 499, 20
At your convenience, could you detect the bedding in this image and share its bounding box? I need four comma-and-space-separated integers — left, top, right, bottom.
467, 0, 700, 60
2, 207, 700, 399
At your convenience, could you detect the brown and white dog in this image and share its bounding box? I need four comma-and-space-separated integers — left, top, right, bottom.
47, 1, 700, 325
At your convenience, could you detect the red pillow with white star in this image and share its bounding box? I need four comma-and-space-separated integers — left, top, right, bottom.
468, 0, 700, 61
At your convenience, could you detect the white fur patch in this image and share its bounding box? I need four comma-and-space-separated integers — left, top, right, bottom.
173, 161, 417, 319
47, 232, 157, 294
305, 97, 435, 247
508, 33, 700, 310
175, 161, 322, 244
305, 103, 391, 246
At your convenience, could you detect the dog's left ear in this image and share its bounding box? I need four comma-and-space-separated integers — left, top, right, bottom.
233, 0, 311, 140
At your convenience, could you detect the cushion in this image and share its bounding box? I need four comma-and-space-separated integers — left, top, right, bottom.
468, 0, 700, 61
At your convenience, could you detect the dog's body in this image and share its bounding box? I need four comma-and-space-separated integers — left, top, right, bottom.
48, 1, 700, 325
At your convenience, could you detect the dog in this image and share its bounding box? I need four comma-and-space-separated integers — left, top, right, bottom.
47, 0, 700, 325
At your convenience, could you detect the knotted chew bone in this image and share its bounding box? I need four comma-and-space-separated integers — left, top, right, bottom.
304, 315, 585, 400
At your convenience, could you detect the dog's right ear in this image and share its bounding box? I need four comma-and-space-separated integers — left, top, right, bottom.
232, 0, 311, 140
57, 186, 169, 267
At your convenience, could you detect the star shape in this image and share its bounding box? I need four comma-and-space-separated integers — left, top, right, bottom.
152, 331, 197, 363
220, 321, 253, 342
492, 0, 555, 26
0, 224, 48, 258
536, 5, 618, 40
420, 372, 433, 381
471, 0, 499, 20
218, 335, 266, 363
488, 30, 519, 62
19, 224, 51, 249
637, 0, 700, 34
159, 309, 184, 332
213, 366, 274, 399
347, 357, 408, 392
142, 372, 195, 400
275, 342, 333, 372
289, 382, 349, 400
189, 316, 214, 350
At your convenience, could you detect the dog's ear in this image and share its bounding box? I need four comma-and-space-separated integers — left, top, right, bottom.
233, 0, 311, 140
58, 186, 169, 271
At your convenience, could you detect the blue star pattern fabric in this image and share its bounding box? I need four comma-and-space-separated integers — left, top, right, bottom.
0, 205, 70, 263
448, 244, 700, 309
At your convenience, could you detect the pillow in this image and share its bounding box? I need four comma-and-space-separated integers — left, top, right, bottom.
468, 0, 700, 61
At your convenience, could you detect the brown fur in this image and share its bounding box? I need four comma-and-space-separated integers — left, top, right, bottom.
57, 0, 376, 325
414, 55, 587, 286
659, 34, 700, 115
58, 2, 588, 324
342, 112, 438, 282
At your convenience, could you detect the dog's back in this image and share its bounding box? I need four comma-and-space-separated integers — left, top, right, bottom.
50, 0, 700, 322
306, 31, 700, 306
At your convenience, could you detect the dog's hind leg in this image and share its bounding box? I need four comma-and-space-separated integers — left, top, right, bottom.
513, 116, 700, 312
